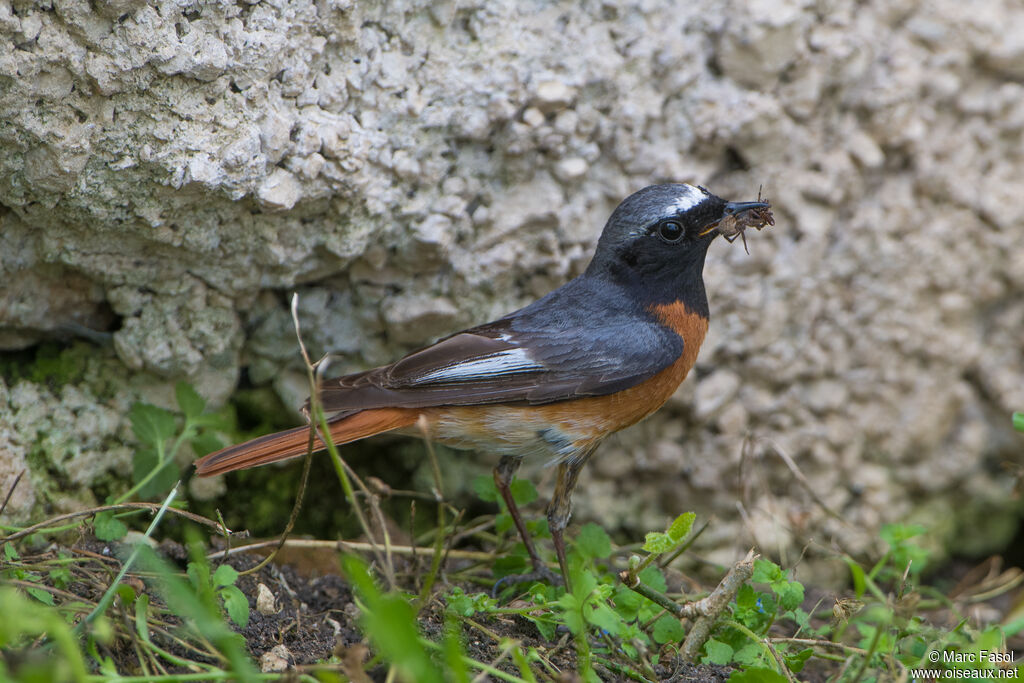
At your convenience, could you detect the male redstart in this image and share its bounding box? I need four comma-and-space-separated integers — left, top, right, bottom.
194, 184, 773, 587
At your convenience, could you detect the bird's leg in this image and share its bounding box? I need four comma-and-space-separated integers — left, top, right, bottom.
491, 455, 560, 592
547, 446, 598, 592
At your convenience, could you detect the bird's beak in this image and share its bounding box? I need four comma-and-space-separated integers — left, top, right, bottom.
723, 200, 771, 216
699, 199, 774, 238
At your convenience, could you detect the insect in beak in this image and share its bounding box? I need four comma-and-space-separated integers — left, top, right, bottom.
699, 189, 775, 254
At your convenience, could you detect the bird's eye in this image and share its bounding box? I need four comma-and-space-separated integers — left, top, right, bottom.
657, 220, 685, 243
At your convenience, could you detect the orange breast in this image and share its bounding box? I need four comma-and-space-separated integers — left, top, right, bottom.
421, 301, 708, 461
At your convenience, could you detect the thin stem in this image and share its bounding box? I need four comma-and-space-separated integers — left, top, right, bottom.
75, 485, 179, 635
1, 502, 241, 544
206, 538, 493, 562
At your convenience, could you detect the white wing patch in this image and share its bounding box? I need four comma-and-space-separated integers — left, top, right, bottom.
415, 348, 543, 383
665, 184, 707, 216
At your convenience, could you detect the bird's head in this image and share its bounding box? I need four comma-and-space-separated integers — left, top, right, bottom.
586, 183, 771, 301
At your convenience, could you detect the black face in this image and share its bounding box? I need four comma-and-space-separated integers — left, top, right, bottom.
586, 184, 731, 304
645, 193, 729, 248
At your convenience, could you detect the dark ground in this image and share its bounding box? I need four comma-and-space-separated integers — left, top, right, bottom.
48, 534, 740, 681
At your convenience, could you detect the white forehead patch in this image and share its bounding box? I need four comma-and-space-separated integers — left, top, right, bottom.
665, 184, 707, 216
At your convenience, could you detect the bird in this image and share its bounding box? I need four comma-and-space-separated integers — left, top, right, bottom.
194, 183, 773, 588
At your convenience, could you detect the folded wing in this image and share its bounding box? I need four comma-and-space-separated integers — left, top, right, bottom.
316, 277, 684, 413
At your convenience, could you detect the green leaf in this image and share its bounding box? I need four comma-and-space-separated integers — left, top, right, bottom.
115, 584, 137, 607
651, 614, 685, 644
788, 607, 811, 630
667, 512, 695, 542
494, 511, 513, 535
526, 517, 550, 539
491, 554, 528, 579
879, 523, 926, 547
847, 559, 866, 598
48, 564, 72, 589
175, 382, 206, 420
1004, 613, 1024, 638
129, 402, 176, 448
135, 594, 151, 641
1013, 412, 1024, 432
446, 588, 496, 617
638, 565, 667, 594
752, 558, 783, 583
132, 448, 180, 499
510, 479, 538, 506
219, 585, 250, 628
532, 615, 557, 640
186, 561, 215, 607
733, 586, 775, 631
703, 638, 734, 665
775, 580, 804, 611
213, 563, 239, 588
570, 564, 598, 599
575, 523, 612, 560
586, 601, 624, 637
190, 411, 235, 431
783, 647, 813, 673
189, 431, 225, 458
733, 642, 765, 666
4, 543, 18, 561
556, 593, 585, 635
472, 475, 498, 503
613, 585, 644, 621
93, 511, 128, 541
27, 586, 54, 605
642, 531, 673, 554
728, 668, 789, 683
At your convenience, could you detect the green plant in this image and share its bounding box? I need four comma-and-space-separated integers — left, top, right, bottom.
705, 522, 1019, 682
119, 382, 232, 504
447, 511, 725, 681
0, 586, 90, 683
702, 558, 809, 674
133, 543, 258, 679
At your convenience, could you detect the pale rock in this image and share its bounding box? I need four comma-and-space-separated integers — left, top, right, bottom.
256, 583, 279, 615
186, 154, 223, 186
847, 130, 885, 169
391, 150, 421, 179
260, 111, 295, 164
533, 79, 576, 112
260, 645, 291, 673
382, 295, 460, 344
408, 214, 454, 262
23, 146, 89, 194
257, 169, 303, 210
716, 402, 749, 434
296, 153, 326, 180
694, 370, 741, 421
553, 157, 588, 182
805, 380, 849, 413
522, 107, 545, 127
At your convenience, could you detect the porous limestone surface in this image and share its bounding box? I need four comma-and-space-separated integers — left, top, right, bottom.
1, 0, 1022, 573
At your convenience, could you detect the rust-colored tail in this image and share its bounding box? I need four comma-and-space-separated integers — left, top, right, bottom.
194, 408, 420, 477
